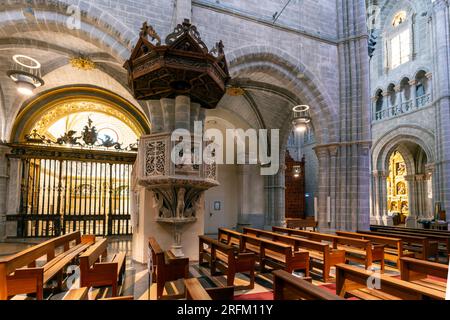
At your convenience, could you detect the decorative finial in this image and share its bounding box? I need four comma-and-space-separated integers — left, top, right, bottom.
139, 21, 161, 45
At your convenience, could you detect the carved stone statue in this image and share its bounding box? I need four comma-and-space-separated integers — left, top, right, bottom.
184, 194, 202, 218
176, 188, 186, 219
154, 192, 170, 218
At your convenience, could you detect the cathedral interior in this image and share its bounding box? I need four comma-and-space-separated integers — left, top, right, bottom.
0, 0, 449, 302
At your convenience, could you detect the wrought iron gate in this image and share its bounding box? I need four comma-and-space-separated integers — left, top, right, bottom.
8, 144, 136, 237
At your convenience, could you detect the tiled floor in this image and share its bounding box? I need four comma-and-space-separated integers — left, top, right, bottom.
0, 237, 400, 300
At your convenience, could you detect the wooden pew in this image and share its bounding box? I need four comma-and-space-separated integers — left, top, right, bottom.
337, 231, 414, 268
199, 235, 255, 289
184, 278, 212, 300
243, 227, 343, 282
184, 278, 234, 300
273, 227, 385, 271
370, 225, 449, 261
148, 237, 189, 300
79, 238, 126, 298
0, 231, 95, 300
62, 287, 90, 300
359, 230, 438, 261
273, 270, 344, 300
335, 264, 445, 300
286, 218, 318, 231
400, 257, 448, 294
218, 228, 243, 250
371, 224, 450, 235
99, 296, 135, 300
239, 234, 309, 276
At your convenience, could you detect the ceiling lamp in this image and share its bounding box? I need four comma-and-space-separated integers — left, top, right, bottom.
293, 165, 302, 178
7, 55, 44, 96
292, 105, 311, 133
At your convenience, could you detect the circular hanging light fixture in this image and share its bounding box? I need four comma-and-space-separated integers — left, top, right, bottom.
292, 105, 311, 133
7, 55, 44, 96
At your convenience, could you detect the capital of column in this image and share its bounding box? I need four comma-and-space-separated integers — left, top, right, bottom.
0, 145, 11, 176
425, 163, 435, 176
328, 145, 339, 158
382, 91, 390, 97
415, 174, 425, 181
314, 146, 329, 160
372, 170, 387, 178
409, 79, 418, 86
394, 85, 402, 93
425, 72, 433, 80
404, 175, 416, 182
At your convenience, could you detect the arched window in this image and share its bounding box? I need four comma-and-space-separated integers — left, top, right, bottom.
389, 11, 411, 69
392, 11, 407, 27
375, 91, 384, 112
416, 83, 425, 98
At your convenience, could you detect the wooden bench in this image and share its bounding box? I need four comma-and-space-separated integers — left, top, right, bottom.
148, 237, 189, 300
337, 231, 414, 268
99, 296, 135, 300
199, 235, 255, 289
371, 225, 450, 261
273, 270, 344, 300
335, 264, 445, 300
244, 227, 343, 282
218, 228, 244, 250
79, 238, 126, 298
184, 278, 212, 300
286, 218, 318, 231
184, 278, 234, 300
359, 230, 438, 261
62, 287, 90, 300
273, 227, 385, 271
400, 257, 448, 294
0, 231, 95, 300
239, 234, 309, 275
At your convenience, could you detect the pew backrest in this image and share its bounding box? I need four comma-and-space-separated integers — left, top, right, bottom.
273, 270, 344, 300
336, 264, 445, 300
400, 257, 448, 281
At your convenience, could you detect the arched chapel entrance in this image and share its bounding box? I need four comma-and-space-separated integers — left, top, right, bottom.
372, 138, 434, 227
5, 86, 150, 238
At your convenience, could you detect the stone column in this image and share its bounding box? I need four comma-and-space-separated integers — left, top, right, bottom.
404, 175, 417, 227
264, 174, 275, 228
432, 0, 450, 222
395, 85, 403, 112
380, 171, 393, 226
371, 171, 381, 225
315, 147, 330, 231
237, 164, 251, 231
371, 96, 379, 120
274, 164, 287, 227
415, 174, 426, 220
425, 164, 435, 219
0, 146, 10, 240
175, 0, 192, 25
409, 80, 418, 109
382, 91, 390, 111
426, 72, 433, 100
328, 146, 338, 230
6, 158, 22, 238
